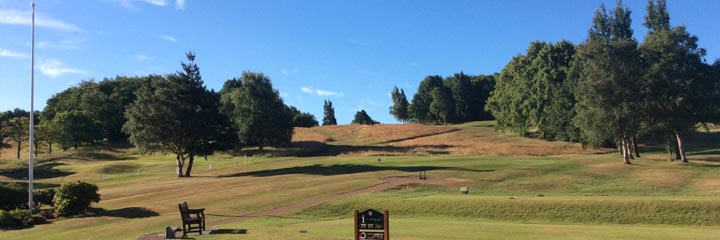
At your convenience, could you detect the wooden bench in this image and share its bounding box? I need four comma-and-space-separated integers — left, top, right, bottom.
178, 202, 206, 236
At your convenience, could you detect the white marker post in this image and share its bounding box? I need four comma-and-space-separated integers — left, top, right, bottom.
28, 2, 36, 215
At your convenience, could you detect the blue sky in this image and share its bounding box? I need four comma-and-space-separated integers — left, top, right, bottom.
1, 0, 719, 124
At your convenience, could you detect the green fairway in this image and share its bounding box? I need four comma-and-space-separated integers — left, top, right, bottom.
2, 122, 720, 239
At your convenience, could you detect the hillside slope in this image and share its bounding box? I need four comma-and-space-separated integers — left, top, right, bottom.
291, 121, 607, 156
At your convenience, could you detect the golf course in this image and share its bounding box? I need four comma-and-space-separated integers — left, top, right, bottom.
2, 121, 720, 239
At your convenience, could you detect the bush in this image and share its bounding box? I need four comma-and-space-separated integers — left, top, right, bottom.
0, 209, 33, 227
34, 188, 56, 207
0, 210, 22, 227
53, 181, 101, 217
0, 183, 25, 211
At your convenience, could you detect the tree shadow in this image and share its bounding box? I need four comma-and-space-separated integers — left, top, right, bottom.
0, 162, 74, 180
291, 141, 454, 157
209, 229, 248, 235
379, 128, 462, 144
219, 164, 490, 178
90, 207, 159, 218
41, 152, 137, 162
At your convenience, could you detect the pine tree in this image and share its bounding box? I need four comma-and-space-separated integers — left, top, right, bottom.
322, 100, 337, 125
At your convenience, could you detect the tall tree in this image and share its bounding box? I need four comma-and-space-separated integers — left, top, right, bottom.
322, 100, 338, 125
124, 52, 222, 177
574, 1, 643, 164
389, 86, 410, 123
640, 0, 710, 163
410, 75, 444, 123
1, 117, 29, 159
469, 74, 496, 121
429, 87, 451, 125
444, 72, 471, 123
220, 72, 294, 151
486, 41, 578, 141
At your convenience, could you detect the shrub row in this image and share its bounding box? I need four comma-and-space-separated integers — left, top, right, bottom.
0, 181, 100, 228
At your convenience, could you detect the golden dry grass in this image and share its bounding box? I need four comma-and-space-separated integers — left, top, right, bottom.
294, 122, 609, 156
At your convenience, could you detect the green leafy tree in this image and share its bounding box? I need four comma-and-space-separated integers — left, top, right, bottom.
429, 87, 451, 125
574, 1, 643, 164
444, 72, 471, 123
640, 0, 710, 162
410, 75, 444, 123
389, 86, 410, 123
124, 52, 223, 177
51, 110, 101, 150
351, 110, 380, 125
1, 117, 29, 159
322, 100, 337, 125
289, 106, 319, 127
469, 74, 496, 121
220, 72, 294, 151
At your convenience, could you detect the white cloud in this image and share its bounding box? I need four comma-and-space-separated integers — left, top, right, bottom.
142, 0, 167, 6
176, 0, 185, 10
281, 67, 298, 76
159, 34, 177, 42
0, 9, 81, 32
301, 86, 313, 94
135, 54, 153, 61
300, 86, 343, 97
39, 59, 86, 78
0, 48, 28, 58
32, 39, 83, 50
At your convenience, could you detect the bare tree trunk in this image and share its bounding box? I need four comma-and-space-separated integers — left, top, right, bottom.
34, 141, 38, 158
622, 136, 632, 164
176, 154, 185, 177
16, 141, 21, 159
675, 131, 688, 163
631, 136, 639, 158
184, 155, 194, 177
673, 137, 681, 160
666, 140, 674, 161
48, 142, 52, 154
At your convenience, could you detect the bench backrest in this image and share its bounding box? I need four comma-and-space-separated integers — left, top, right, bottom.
178, 202, 191, 221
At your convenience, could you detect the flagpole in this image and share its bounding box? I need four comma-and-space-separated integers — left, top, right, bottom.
29, 2, 36, 215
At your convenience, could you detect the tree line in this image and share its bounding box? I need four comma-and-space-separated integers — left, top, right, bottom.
390, 72, 496, 125
486, 0, 720, 164
0, 52, 330, 177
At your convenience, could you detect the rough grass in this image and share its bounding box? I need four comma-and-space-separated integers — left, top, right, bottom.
292, 121, 609, 156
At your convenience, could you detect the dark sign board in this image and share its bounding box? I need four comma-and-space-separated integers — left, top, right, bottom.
354, 209, 389, 240
357, 209, 384, 230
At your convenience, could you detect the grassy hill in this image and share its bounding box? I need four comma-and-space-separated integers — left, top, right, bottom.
1, 121, 720, 239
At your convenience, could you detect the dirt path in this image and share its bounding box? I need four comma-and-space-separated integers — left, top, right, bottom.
138, 176, 444, 240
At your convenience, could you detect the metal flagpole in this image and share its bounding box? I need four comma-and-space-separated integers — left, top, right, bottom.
29, 2, 36, 215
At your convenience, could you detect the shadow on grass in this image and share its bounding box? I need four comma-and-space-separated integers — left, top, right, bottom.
41, 152, 137, 162
91, 207, 159, 218
233, 141, 455, 158
0, 162, 73, 180
209, 229, 248, 235
379, 128, 462, 144
219, 164, 490, 178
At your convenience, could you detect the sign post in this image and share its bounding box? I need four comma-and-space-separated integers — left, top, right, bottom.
354, 209, 389, 240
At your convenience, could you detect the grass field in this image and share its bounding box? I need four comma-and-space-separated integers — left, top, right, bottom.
1, 121, 720, 239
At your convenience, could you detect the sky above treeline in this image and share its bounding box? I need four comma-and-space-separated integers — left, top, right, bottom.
1, 0, 719, 124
